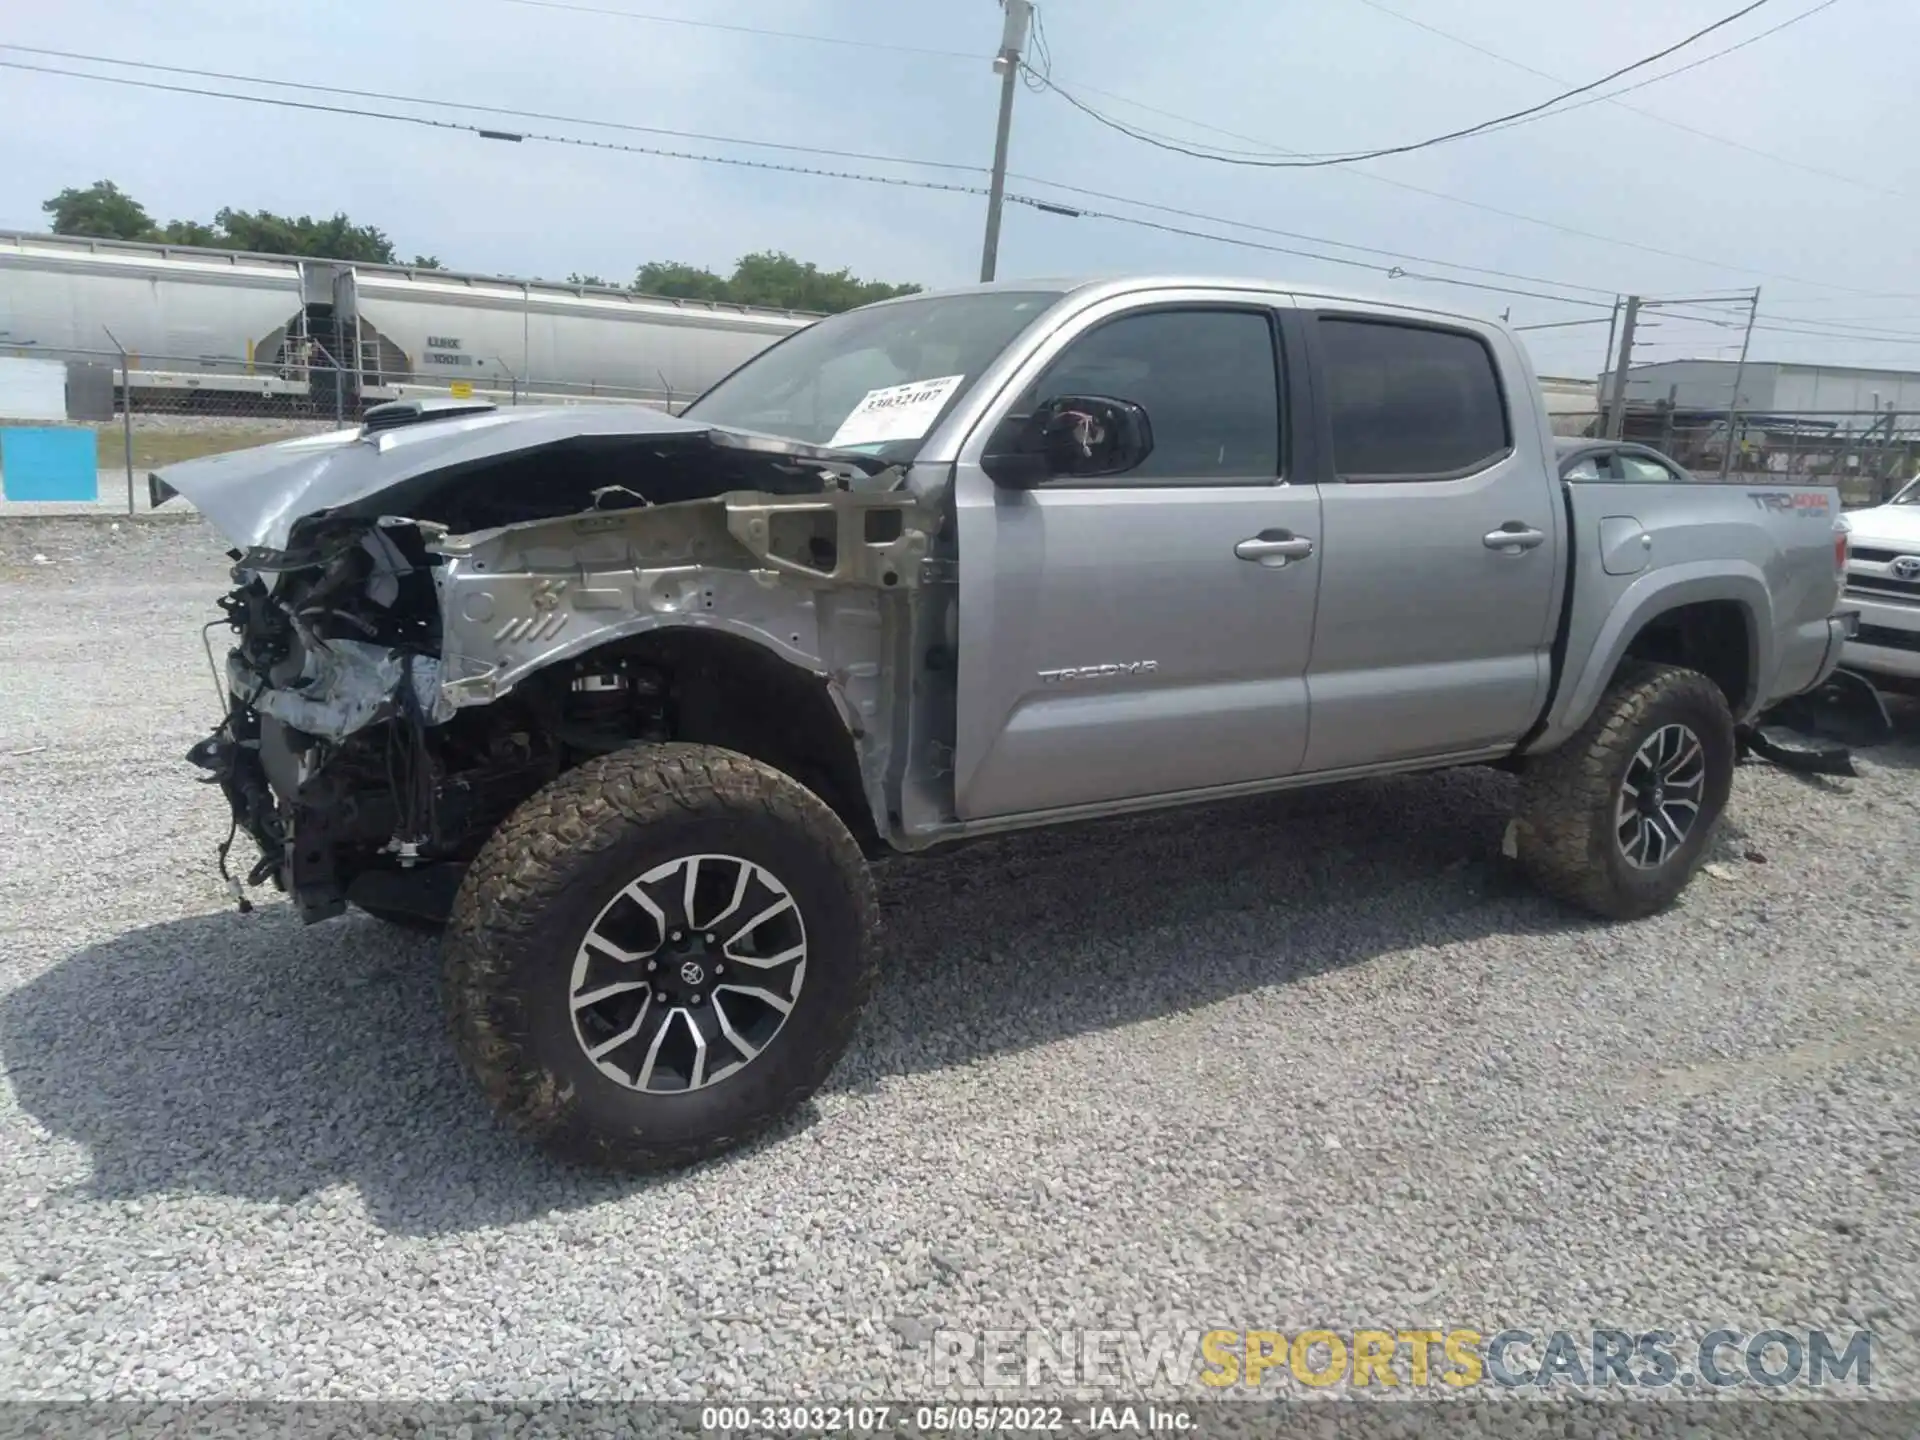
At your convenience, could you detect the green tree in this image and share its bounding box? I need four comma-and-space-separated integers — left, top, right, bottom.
727, 251, 920, 313
568, 272, 611, 287
158, 219, 222, 247
632, 253, 920, 313
410, 254, 444, 270
213, 208, 397, 263
42, 180, 157, 241
633, 260, 732, 303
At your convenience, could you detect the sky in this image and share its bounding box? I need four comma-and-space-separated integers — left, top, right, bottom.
0, 0, 1915, 380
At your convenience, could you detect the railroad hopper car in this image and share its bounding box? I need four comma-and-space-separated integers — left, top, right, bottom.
0, 230, 814, 415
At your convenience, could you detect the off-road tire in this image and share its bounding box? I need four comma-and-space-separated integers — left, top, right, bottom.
1514, 661, 1735, 920
443, 742, 881, 1172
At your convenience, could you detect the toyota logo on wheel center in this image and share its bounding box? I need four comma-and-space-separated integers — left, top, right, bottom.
680, 960, 706, 986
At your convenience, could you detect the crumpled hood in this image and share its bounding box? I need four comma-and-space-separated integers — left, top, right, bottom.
1847, 501, 1920, 549
151, 402, 878, 552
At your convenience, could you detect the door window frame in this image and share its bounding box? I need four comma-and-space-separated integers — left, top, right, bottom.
1301, 310, 1515, 485
953, 290, 1316, 490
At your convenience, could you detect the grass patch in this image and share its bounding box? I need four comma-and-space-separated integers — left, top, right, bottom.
96, 428, 294, 472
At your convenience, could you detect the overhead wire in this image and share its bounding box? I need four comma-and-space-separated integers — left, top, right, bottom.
1344, 0, 1881, 194
439, 0, 978, 59
1023, 0, 1778, 168
1466, 0, 1846, 139
0, 43, 990, 175
7, 38, 1906, 323
0, 46, 1620, 309
1004, 10, 1883, 296
0, 59, 1004, 200
307, 0, 1888, 302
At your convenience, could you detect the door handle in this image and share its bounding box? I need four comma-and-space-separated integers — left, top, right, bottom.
1235, 531, 1315, 567
1483, 524, 1546, 554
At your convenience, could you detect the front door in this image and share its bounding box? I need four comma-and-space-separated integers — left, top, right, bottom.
951, 297, 1324, 820
1301, 311, 1562, 771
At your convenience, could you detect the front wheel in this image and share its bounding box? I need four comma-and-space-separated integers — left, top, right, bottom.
443, 742, 880, 1172
1514, 662, 1735, 920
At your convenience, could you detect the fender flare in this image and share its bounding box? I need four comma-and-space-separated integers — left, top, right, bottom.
1538, 562, 1774, 749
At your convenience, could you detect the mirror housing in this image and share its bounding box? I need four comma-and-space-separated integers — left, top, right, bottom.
982, 395, 1154, 489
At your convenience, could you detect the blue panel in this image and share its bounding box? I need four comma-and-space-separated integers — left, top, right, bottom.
0, 427, 98, 501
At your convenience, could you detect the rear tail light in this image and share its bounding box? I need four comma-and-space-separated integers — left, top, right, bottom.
1835, 517, 1851, 573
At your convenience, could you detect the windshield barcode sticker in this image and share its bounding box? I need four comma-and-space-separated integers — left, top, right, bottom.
828, 374, 966, 449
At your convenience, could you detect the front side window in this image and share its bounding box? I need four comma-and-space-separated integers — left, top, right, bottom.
683, 289, 1063, 463
1018, 308, 1281, 483
1318, 317, 1511, 481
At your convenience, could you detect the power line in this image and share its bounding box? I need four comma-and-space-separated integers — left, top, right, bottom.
0, 59, 1003, 198
385, 0, 1884, 301
1513, 317, 1617, 332
0, 44, 989, 175
441, 0, 977, 59
1015, 15, 1884, 297
1345, 0, 1882, 196
1000, 174, 1619, 299
1469, 0, 1846, 139
3, 45, 1623, 307
1008, 84, 1848, 296
1005, 198, 1616, 310
12, 48, 1909, 331
1026, 0, 1777, 169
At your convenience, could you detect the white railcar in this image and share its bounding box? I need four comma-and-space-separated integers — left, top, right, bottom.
0, 230, 814, 412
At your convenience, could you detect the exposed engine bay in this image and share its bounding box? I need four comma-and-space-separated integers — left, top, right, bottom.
171, 402, 935, 924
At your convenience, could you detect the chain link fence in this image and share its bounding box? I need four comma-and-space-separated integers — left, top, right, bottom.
1617, 403, 1919, 508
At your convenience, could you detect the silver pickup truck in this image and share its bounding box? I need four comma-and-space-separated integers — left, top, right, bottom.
156, 275, 1855, 1171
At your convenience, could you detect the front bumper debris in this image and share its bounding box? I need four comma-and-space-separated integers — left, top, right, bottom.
1742, 666, 1894, 778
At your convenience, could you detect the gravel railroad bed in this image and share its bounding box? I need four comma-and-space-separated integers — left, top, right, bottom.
0, 517, 1915, 1404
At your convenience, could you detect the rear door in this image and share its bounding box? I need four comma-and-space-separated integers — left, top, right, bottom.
1300, 311, 1563, 771
949, 292, 1324, 819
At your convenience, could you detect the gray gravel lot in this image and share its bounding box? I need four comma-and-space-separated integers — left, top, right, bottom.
0, 516, 1915, 1407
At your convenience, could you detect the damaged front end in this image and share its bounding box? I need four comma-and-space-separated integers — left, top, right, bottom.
171, 401, 929, 924
191, 513, 560, 923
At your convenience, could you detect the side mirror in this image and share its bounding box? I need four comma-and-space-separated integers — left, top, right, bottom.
982, 395, 1154, 489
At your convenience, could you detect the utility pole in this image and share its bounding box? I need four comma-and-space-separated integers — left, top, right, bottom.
979, 0, 1033, 283
1605, 294, 1641, 439
1719, 286, 1760, 481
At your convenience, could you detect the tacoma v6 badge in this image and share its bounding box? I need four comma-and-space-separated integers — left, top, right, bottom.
1038, 661, 1160, 683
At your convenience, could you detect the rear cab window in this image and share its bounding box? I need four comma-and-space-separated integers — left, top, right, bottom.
1315, 316, 1511, 481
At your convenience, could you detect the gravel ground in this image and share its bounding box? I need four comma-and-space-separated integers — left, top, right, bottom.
0, 516, 1916, 1409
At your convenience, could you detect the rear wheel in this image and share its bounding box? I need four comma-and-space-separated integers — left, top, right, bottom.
442, 742, 880, 1172
1514, 662, 1735, 920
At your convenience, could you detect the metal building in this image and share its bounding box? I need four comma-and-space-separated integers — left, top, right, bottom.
1612, 358, 1920, 417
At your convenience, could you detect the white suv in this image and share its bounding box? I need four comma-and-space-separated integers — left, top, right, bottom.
1842, 477, 1920, 685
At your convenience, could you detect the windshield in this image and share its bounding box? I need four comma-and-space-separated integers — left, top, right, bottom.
683, 289, 1064, 462
1889, 476, 1920, 505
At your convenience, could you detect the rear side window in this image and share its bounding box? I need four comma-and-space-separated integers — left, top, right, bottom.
1318, 318, 1511, 480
